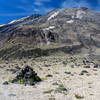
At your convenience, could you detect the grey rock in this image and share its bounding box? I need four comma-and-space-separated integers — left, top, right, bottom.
79, 70, 88, 75
8, 94, 16, 97
3, 81, 9, 85
64, 72, 71, 74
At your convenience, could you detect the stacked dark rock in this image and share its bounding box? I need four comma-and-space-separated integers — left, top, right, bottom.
12, 65, 41, 85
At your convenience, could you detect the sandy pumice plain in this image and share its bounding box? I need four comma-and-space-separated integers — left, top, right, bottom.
0, 55, 100, 100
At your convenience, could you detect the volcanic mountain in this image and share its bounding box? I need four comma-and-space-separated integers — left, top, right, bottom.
0, 7, 100, 59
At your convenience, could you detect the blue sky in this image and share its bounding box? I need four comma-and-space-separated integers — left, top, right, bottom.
0, 0, 100, 24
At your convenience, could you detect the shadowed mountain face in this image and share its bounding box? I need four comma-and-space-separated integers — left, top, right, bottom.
0, 8, 100, 59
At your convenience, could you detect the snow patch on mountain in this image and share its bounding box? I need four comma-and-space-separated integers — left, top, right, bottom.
8, 20, 18, 24
0, 24, 5, 27
76, 10, 86, 19
8, 16, 29, 24
66, 20, 74, 23
43, 26, 55, 30
48, 11, 59, 21
19, 16, 30, 21
72, 15, 75, 19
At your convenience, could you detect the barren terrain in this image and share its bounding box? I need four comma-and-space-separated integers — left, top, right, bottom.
0, 55, 100, 100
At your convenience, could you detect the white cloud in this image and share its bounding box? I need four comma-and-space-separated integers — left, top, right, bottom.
61, 0, 91, 9
34, 9, 40, 12
34, 1, 43, 6
17, 6, 34, 12
17, 0, 53, 14
33, 0, 51, 6
44, 7, 54, 13
33, 0, 54, 14
33, 7, 54, 14
62, 0, 77, 8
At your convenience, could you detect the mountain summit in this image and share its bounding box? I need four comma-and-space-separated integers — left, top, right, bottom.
0, 8, 100, 59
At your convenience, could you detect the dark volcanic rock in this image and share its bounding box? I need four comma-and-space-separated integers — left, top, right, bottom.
94, 64, 99, 68
64, 72, 71, 74
3, 81, 9, 85
79, 70, 88, 75
12, 65, 41, 85
46, 74, 53, 77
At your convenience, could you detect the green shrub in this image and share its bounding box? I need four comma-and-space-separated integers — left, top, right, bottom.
75, 94, 84, 99
55, 83, 68, 94
43, 89, 54, 94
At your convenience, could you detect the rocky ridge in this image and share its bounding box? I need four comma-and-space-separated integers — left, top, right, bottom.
0, 7, 100, 59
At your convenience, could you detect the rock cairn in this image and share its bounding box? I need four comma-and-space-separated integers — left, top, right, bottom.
12, 65, 41, 85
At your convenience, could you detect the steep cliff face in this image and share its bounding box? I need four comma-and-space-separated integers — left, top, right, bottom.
0, 7, 100, 59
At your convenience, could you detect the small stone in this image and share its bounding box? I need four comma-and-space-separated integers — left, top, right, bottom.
64, 72, 71, 74
49, 97, 56, 100
71, 65, 74, 68
60, 87, 68, 91
79, 70, 88, 75
46, 74, 53, 77
44, 64, 51, 67
82, 70, 88, 73
8, 94, 16, 97
94, 64, 99, 68
79, 72, 84, 75
84, 66, 90, 68
52, 82, 59, 85
3, 81, 9, 85
93, 69, 98, 71
15, 66, 21, 70
55, 72, 59, 74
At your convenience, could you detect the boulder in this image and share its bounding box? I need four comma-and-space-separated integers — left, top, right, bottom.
79, 70, 88, 75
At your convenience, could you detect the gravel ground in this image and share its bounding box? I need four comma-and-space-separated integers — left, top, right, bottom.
0, 56, 100, 100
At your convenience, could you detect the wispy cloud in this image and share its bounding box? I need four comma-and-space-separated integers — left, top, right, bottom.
33, 0, 51, 6
61, 0, 91, 8
17, 0, 54, 14
0, 13, 32, 17
61, 0, 100, 11
17, 6, 34, 12
33, 0, 54, 14
0, 0, 54, 17
34, 7, 54, 14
